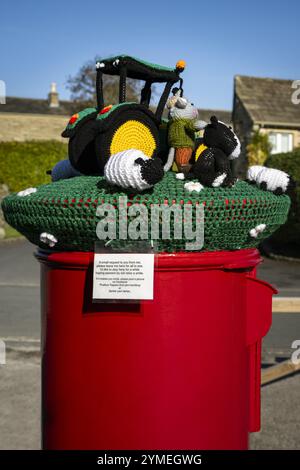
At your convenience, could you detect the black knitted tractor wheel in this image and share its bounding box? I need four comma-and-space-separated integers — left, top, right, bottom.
95, 109, 160, 174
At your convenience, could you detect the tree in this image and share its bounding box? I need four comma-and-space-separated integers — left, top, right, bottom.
66, 57, 142, 107
246, 130, 272, 166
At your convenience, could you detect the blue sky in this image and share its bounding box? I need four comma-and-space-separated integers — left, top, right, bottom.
1, 0, 299, 110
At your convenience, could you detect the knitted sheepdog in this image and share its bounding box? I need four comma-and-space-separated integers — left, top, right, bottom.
190, 116, 241, 187
247, 165, 295, 195
104, 149, 164, 191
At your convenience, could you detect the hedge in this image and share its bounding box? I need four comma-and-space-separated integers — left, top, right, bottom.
0, 141, 67, 193
265, 148, 300, 246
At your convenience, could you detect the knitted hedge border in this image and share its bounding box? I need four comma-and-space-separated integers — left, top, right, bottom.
2, 173, 291, 253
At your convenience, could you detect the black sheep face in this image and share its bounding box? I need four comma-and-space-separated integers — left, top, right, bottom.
135, 157, 164, 186
203, 116, 241, 160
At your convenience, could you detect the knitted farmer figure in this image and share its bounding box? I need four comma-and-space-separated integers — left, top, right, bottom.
165, 89, 205, 174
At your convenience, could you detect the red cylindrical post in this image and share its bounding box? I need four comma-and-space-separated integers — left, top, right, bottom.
37, 248, 276, 450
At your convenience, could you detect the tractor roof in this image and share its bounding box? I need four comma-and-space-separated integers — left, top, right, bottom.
96, 55, 182, 83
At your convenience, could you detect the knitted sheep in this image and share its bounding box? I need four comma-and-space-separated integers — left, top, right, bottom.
164, 89, 205, 174
104, 149, 164, 191
247, 165, 295, 195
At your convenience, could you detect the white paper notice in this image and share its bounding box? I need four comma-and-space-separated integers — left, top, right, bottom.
93, 253, 154, 300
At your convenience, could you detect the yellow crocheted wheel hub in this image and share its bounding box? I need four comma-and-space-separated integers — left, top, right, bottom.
110, 120, 156, 157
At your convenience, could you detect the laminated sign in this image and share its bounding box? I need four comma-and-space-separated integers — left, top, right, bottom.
93, 253, 154, 300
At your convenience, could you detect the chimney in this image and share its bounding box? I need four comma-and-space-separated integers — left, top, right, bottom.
48, 82, 59, 108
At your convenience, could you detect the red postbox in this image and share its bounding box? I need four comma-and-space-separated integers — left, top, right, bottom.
37, 248, 276, 450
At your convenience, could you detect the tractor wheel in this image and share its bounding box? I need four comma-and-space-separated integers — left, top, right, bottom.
96, 109, 159, 173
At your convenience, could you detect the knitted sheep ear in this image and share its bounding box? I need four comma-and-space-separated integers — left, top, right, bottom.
176, 97, 188, 109
210, 115, 219, 127
194, 120, 208, 130
134, 157, 145, 166
166, 89, 181, 109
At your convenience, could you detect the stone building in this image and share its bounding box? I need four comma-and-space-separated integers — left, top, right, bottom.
0, 83, 75, 142
232, 75, 300, 173
0, 78, 232, 143
198, 109, 231, 125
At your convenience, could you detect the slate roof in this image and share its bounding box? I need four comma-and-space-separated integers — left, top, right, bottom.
1, 96, 233, 126
0, 97, 77, 116
234, 75, 300, 127
198, 108, 232, 124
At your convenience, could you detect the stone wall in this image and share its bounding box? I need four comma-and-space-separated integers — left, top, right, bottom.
232, 94, 253, 176
0, 113, 68, 142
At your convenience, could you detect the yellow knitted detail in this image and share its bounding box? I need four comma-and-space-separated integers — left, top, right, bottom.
195, 143, 208, 162
110, 121, 156, 157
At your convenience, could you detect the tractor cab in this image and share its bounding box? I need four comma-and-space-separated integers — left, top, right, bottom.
62, 55, 185, 175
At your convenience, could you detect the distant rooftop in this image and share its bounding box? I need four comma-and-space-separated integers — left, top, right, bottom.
234, 75, 300, 127
1, 96, 76, 116
1, 95, 232, 125
198, 108, 232, 124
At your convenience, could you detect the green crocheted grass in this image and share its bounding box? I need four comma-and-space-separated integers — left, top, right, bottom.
1, 173, 291, 253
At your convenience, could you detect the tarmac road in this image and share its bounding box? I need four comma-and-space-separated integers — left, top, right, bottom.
0, 239, 300, 450
0, 239, 299, 351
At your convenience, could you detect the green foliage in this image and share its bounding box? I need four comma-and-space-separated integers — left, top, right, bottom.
247, 130, 272, 166
265, 148, 300, 246
0, 141, 67, 193
4, 222, 21, 239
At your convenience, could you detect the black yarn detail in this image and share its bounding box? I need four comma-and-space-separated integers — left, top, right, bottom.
203, 116, 239, 158
98, 56, 181, 83
141, 81, 152, 106
287, 176, 297, 192
156, 81, 173, 122
274, 187, 283, 196
138, 158, 164, 185
260, 181, 267, 191
134, 157, 145, 165
68, 120, 100, 175
119, 66, 127, 103
96, 70, 104, 111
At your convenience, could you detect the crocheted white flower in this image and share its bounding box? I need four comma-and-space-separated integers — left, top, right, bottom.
249, 224, 266, 238
17, 187, 37, 197
40, 232, 58, 247
176, 173, 185, 180
184, 181, 203, 193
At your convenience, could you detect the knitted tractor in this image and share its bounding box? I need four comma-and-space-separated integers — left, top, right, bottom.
165, 89, 205, 174
61, 56, 185, 176
190, 116, 241, 188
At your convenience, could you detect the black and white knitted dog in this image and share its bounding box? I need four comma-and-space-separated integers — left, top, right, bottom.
190, 116, 241, 187
247, 165, 295, 195
104, 149, 164, 191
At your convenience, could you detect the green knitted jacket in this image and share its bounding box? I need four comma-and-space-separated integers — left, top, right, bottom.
168, 119, 196, 148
